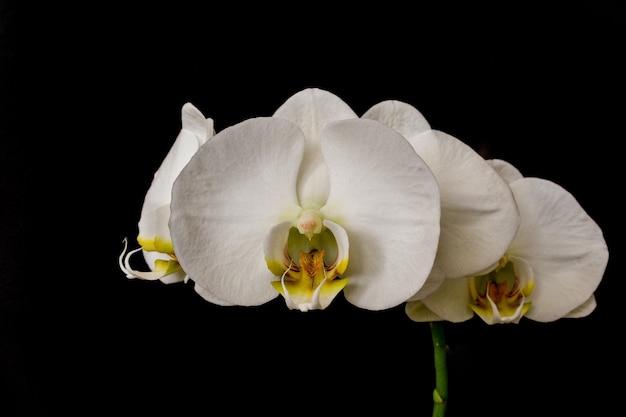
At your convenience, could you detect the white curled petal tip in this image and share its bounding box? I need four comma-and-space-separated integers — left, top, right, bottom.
181, 102, 213, 142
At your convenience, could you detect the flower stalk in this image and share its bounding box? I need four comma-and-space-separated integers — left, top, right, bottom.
430, 321, 448, 417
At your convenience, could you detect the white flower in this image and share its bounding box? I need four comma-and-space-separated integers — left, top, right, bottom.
169, 88, 442, 311
119, 103, 214, 284
406, 158, 608, 324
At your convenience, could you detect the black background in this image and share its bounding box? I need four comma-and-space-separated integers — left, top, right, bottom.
1, 2, 623, 416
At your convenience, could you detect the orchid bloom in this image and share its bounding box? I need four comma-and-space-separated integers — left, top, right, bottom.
169, 88, 441, 311
362, 101, 520, 299
406, 158, 608, 324
119, 103, 214, 284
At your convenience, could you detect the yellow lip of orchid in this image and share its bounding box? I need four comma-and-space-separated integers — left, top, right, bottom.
265, 217, 350, 311
270, 249, 350, 312
469, 255, 534, 324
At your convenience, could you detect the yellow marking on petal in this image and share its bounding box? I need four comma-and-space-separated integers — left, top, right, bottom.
316, 277, 349, 309
154, 259, 183, 276
469, 303, 492, 321
137, 235, 174, 254
270, 280, 286, 297
522, 280, 534, 297
266, 258, 287, 276
335, 257, 349, 275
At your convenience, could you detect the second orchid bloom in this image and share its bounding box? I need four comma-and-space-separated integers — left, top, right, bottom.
407, 158, 608, 324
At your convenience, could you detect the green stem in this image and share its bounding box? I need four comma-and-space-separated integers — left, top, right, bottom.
430, 321, 448, 417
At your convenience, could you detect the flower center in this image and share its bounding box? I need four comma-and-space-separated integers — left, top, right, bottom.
469, 256, 534, 324
269, 219, 349, 311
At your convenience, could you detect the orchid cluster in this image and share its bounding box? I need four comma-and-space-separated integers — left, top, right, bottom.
119, 88, 608, 414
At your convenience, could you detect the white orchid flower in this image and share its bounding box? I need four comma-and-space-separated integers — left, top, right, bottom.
362, 101, 521, 299
119, 103, 214, 284
169, 88, 441, 311
406, 158, 608, 324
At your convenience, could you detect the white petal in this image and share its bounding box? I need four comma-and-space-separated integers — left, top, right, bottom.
322, 220, 349, 274
410, 130, 521, 279
193, 282, 236, 306
273, 88, 358, 141
273, 88, 358, 208
509, 178, 608, 322
405, 300, 443, 322
362, 100, 431, 140
563, 295, 597, 318
263, 221, 292, 275
487, 158, 524, 184
407, 262, 446, 301
508, 254, 534, 288
421, 277, 475, 323
170, 117, 305, 306
320, 119, 441, 310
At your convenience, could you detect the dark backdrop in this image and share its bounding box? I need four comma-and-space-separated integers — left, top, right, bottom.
1, 2, 623, 416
